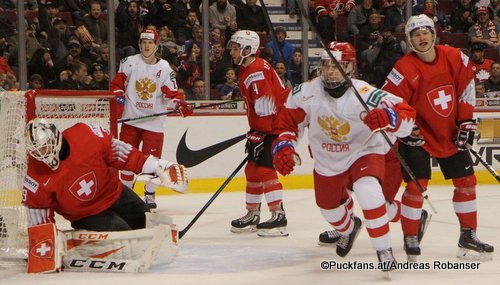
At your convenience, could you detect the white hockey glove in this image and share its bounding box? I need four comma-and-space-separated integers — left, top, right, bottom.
141, 156, 188, 193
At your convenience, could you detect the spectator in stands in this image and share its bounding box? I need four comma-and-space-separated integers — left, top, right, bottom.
217, 67, 240, 100
265, 26, 294, 67
421, 0, 451, 32
177, 40, 202, 90
89, 62, 109, 90
487, 0, 500, 23
347, 0, 376, 37
95, 43, 110, 73
5, 21, 43, 69
484, 61, 500, 93
77, 0, 108, 46
185, 77, 207, 100
475, 82, 486, 98
154, 0, 187, 32
190, 24, 204, 49
468, 6, 500, 48
288, 47, 303, 86
157, 39, 181, 70
28, 47, 57, 88
56, 38, 91, 73
29, 73, 44, 89
451, 0, 476, 33
116, 0, 142, 58
38, 2, 72, 62
364, 25, 406, 87
209, 41, 233, 89
356, 10, 383, 67
0, 72, 17, 91
41, 1, 61, 23
175, 9, 199, 44
259, 47, 274, 63
383, 0, 407, 33
274, 60, 293, 89
470, 43, 495, 83
58, 61, 91, 89
0, 54, 16, 82
209, 0, 237, 32
314, 0, 355, 44
236, 0, 269, 36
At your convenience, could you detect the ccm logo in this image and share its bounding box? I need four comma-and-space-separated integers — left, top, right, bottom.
77, 233, 109, 240
69, 259, 126, 270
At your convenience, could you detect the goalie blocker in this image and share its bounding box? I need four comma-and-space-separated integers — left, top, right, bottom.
28, 212, 178, 273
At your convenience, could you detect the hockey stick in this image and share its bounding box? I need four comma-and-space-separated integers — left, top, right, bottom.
179, 156, 249, 239
117, 99, 241, 123
294, 0, 437, 214
467, 143, 500, 183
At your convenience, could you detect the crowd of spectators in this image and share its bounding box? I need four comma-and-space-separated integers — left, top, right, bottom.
0, 0, 499, 99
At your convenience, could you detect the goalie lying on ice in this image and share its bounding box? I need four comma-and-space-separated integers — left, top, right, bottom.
22, 119, 188, 273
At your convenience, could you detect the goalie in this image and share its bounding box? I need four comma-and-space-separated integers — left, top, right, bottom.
22, 119, 188, 273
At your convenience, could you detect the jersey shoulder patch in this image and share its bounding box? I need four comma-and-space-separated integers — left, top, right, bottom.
243, 71, 265, 88
24, 175, 39, 194
387, 68, 404, 86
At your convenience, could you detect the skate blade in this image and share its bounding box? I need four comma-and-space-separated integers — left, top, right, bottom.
257, 227, 289, 237
318, 241, 337, 247
407, 255, 418, 263
230, 225, 258, 233
418, 213, 432, 243
456, 248, 493, 261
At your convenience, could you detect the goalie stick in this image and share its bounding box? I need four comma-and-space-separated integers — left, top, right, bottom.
118, 99, 241, 123
179, 156, 249, 239
467, 143, 500, 183
293, 0, 437, 214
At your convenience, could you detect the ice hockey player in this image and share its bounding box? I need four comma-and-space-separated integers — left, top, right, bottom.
226, 30, 291, 237
110, 29, 192, 209
383, 14, 494, 261
272, 41, 416, 269
23, 119, 187, 273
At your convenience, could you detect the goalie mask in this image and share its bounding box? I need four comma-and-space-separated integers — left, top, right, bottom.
318, 42, 356, 98
139, 29, 159, 60
25, 118, 63, 170
405, 14, 436, 54
227, 30, 260, 65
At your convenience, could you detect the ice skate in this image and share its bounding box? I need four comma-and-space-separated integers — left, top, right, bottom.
256, 208, 288, 237
144, 191, 157, 209
336, 216, 362, 257
417, 209, 432, 243
404, 235, 420, 262
377, 248, 397, 280
457, 228, 494, 261
318, 230, 341, 247
231, 209, 260, 233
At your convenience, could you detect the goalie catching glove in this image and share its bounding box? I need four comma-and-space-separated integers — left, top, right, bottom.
272, 135, 301, 176
141, 156, 188, 193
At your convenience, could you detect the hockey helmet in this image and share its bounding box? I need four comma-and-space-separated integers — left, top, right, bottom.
318, 42, 356, 94
25, 118, 63, 170
227, 30, 260, 65
405, 14, 436, 54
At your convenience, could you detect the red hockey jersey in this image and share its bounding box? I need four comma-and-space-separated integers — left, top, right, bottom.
238, 57, 290, 134
382, 45, 475, 158
22, 123, 148, 221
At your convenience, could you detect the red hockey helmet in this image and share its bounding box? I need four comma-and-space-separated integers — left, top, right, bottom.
319, 42, 356, 92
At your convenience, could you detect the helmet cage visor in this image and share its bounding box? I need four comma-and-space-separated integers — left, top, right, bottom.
26, 120, 62, 170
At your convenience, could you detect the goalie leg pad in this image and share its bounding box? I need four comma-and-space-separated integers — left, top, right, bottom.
28, 223, 65, 273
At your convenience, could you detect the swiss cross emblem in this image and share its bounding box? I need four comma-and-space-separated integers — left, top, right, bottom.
426, 85, 455, 117
69, 172, 97, 201
31, 239, 54, 258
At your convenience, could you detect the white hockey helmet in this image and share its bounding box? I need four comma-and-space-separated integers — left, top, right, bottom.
227, 30, 260, 65
139, 29, 159, 60
405, 14, 436, 54
25, 118, 63, 170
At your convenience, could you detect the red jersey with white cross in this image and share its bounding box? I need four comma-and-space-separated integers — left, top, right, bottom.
382, 45, 475, 158
22, 123, 148, 222
238, 57, 290, 134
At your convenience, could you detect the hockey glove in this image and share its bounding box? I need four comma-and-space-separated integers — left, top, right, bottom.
114, 90, 125, 118
154, 163, 188, 193
455, 120, 477, 150
245, 131, 266, 160
363, 108, 399, 132
173, 99, 193, 117
399, 126, 425, 147
272, 139, 301, 176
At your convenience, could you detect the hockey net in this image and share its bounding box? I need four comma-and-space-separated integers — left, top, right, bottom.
0, 90, 117, 266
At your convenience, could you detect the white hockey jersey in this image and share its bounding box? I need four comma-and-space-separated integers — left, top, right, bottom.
278, 78, 415, 176
112, 55, 181, 132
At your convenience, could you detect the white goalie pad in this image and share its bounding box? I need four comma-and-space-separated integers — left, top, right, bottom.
138, 164, 188, 193
62, 224, 179, 273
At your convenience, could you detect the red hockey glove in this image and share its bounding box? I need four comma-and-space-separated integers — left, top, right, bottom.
174, 99, 193, 117
245, 131, 266, 160
114, 90, 125, 118
272, 140, 301, 176
455, 120, 476, 150
399, 126, 425, 146
363, 108, 399, 132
